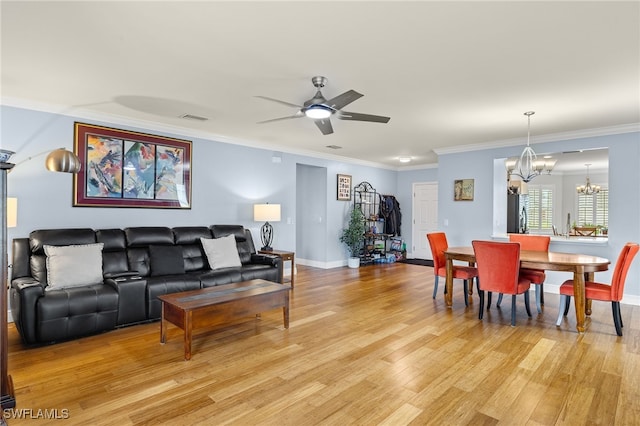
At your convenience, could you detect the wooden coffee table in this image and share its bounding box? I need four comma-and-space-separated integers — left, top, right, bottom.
158, 279, 290, 360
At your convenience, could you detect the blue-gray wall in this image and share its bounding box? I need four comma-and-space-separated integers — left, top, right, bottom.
1, 105, 396, 268
2, 104, 639, 301
429, 131, 640, 299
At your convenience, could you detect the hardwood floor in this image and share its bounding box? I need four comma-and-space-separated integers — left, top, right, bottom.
6, 264, 640, 425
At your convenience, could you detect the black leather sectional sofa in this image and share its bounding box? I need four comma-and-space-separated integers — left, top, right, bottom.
10, 225, 282, 345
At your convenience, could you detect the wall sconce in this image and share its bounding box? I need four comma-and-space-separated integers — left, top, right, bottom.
253, 203, 281, 251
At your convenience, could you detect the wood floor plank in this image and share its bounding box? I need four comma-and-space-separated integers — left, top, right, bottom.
5, 263, 639, 425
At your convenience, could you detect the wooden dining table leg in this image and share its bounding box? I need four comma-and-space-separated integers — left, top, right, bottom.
585, 272, 594, 315
445, 257, 454, 308
573, 265, 586, 333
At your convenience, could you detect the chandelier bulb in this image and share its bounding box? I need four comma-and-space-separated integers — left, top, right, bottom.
576, 163, 600, 195
505, 111, 551, 183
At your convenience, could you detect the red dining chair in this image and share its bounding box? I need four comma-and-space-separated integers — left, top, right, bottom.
472, 240, 532, 326
427, 232, 478, 307
496, 234, 550, 313
556, 242, 639, 336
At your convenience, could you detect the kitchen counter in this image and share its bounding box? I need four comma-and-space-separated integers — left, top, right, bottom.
492, 234, 608, 246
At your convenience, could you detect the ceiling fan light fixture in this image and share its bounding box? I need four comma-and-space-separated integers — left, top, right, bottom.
304, 105, 332, 119
257, 76, 389, 135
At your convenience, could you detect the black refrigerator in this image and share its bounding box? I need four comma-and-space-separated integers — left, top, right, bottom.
507, 193, 529, 234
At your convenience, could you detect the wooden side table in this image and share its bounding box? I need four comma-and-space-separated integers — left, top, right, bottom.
259, 249, 295, 288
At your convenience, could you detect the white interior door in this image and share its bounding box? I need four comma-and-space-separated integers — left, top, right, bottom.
412, 182, 438, 259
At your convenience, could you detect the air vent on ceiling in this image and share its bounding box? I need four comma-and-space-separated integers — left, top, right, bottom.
326, 145, 342, 150
179, 114, 208, 121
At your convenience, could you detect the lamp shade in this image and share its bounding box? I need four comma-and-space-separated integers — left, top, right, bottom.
254, 204, 281, 222
45, 148, 81, 173
7, 197, 17, 228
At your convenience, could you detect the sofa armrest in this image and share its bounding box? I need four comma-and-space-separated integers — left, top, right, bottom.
104, 276, 147, 326
10, 278, 46, 345
250, 253, 281, 267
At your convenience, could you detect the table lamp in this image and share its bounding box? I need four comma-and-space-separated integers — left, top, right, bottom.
254, 203, 281, 251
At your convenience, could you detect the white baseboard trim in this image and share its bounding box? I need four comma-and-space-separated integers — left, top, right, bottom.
296, 258, 345, 269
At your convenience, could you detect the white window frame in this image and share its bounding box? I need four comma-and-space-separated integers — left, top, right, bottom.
576, 187, 608, 228
527, 184, 555, 234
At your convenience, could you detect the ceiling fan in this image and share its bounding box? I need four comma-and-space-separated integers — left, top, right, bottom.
256, 76, 390, 135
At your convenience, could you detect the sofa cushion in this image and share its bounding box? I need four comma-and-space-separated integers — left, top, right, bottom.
148, 245, 185, 276
199, 268, 243, 288
36, 283, 118, 342
125, 227, 174, 247
30, 228, 96, 254
173, 227, 211, 272
201, 235, 242, 269
211, 225, 255, 264
29, 229, 97, 283
44, 243, 104, 291
97, 229, 129, 276
145, 276, 202, 319
210, 225, 247, 242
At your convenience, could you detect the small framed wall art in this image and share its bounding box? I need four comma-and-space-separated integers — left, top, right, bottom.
337, 174, 352, 201
73, 122, 192, 208
454, 179, 474, 201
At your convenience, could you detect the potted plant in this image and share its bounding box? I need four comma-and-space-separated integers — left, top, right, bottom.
340, 207, 365, 268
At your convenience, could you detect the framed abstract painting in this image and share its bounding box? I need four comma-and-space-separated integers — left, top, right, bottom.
73, 122, 192, 208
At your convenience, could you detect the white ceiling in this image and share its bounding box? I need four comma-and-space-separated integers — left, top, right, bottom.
1, 1, 638, 169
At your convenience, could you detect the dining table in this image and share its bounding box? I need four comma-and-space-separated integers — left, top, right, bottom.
443, 246, 610, 333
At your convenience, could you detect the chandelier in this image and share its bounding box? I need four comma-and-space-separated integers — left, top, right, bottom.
576, 163, 600, 195
505, 111, 556, 183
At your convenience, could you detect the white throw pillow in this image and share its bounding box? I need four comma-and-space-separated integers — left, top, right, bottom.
200, 235, 242, 269
44, 243, 104, 291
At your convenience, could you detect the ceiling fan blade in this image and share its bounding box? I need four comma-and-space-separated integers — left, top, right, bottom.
255, 95, 302, 109
326, 90, 363, 110
314, 118, 333, 135
338, 111, 390, 123
257, 113, 303, 124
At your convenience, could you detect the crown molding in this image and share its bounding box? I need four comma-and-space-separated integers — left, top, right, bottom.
1, 96, 398, 171
397, 163, 438, 171
5, 96, 634, 171
433, 123, 640, 156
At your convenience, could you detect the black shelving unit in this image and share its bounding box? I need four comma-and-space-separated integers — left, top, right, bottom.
353, 181, 391, 264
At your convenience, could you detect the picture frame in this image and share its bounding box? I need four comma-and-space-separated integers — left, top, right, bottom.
337, 174, 352, 201
73, 122, 192, 208
454, 179, 474, 201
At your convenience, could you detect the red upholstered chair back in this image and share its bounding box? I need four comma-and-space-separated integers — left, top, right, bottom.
508, 234, 550, 252
610, 243, 639, 301
427, 232, 448, 274
472, 240, 521, 294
